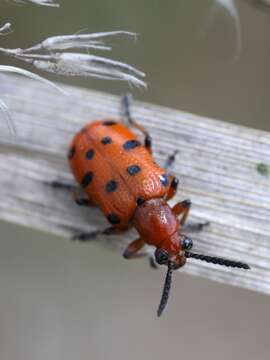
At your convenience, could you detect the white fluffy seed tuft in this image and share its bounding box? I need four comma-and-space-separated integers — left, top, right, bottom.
0, 25, 146, 136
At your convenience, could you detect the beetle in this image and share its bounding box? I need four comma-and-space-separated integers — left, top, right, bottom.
52, 95, 250, 317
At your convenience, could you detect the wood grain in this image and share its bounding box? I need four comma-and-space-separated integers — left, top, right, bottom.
0, 74, 269, 294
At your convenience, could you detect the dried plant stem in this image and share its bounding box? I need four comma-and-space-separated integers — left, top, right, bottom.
0, 25, 146, 135
0, 23, 12, 35
0, 30, 145, 88
8, 0, 59, 7
214, 0, 241, 58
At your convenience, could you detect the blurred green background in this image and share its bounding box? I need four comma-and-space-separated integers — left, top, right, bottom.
1, 0, 270, 131
0, 1, 270, 360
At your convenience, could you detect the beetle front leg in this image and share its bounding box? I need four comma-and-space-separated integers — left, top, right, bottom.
181, 220, 210, 233
173, 200, 210, 231
123, 238, 146, 259
172, 199, 191, 225
149, 256, 159, 269
164, 176, 179, 201
123, 235, 159, 266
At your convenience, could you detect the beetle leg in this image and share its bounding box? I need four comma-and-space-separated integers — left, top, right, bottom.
48, 180, 96, 207
49, 180, 77, 191
163, 150, 178, 171
172, 199, 191, 225
163, 150, 179, 201
72, 226, 128, 242
164, 175, 179, 201
181, 220, 210, 233
74, 197, 93, 207
72, 230, 102, 242
122, 94, 132, 125
142, 131, 152, 154
73, 191, 96, 207
129, 119, 152, 154
149, 256, 159, 269
122, 94, 152, 153
123, 238, 147, 259
102, 226, 129, 235
172, 200, 210, 230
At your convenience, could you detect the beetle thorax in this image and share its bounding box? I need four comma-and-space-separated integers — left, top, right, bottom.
132, 198, 180, 252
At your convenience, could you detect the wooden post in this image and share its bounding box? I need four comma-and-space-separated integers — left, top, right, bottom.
0, 74, 270, 295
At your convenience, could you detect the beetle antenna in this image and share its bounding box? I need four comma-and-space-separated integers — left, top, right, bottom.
157, 261, 174, 317
185, 251, 250, 270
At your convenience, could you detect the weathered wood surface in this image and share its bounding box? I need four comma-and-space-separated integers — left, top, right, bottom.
0, 74, 270, 294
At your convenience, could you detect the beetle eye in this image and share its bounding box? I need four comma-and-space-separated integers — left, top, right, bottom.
155, 249, 169, 265
181, 236, 193, 250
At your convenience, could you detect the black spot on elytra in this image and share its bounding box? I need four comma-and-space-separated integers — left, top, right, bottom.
85, 148, 95, 159
123, 139, 141, 150
68, 146, 75, 159
106, 180, 118, 193
81, 172, 94, 188
127, 165, 141, 176
103, 120, 117, 126
107, 213, 121, 224
160, 174, 169, 187
101, 136, 112, 145
136, 197, 145, 206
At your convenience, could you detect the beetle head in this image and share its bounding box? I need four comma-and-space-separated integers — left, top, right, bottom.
155, 248, 186, 269
155, 234, 193, 269
156, 234, 250, 317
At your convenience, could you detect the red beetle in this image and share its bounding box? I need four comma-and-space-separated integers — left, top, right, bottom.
52, 95, 250, 316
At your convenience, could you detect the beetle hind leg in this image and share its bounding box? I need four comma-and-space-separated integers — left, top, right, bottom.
122, 94, 152, 153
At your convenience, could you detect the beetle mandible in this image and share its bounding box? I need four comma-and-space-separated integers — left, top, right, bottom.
52, 95, 250, 317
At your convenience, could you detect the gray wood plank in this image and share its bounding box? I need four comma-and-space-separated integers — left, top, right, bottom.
0, 74, 269, 294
